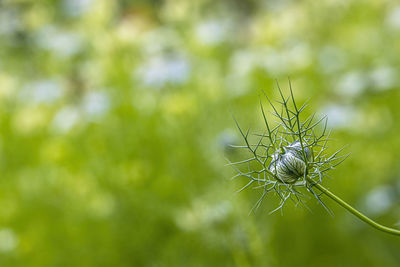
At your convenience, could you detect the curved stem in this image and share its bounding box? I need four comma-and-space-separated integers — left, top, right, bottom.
309, 179, 400, 236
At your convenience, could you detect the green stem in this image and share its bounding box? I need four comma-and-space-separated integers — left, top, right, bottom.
309, 179, 400, 236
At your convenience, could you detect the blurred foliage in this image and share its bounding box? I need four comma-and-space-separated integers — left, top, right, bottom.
0, 0, 400, 266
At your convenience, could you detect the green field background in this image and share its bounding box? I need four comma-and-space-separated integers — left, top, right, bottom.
0, 0, 399, 266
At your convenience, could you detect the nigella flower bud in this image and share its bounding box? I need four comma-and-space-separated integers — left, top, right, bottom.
269, 141, 311, 183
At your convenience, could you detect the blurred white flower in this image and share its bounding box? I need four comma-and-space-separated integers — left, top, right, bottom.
321, 104, 362, 129
260, 48, 287, 75
385, 6, 400, 30
261, 0, 291, 12
335, 71, 368, 98
136, 54, 190, 88
217, 129, 237, 151
52, 106, 80, 133
195, 20, 229, 45
19, 79, 63, 105
369, 66, 397, 91
82, 91, 110, 119
0, 9, 21, 36
318, 46, 347, 73
175, 200, 232, 231
35, 26, 83, 58
225, 73, 250, 96
139, 27, 182, 55
225, 50, 257, 96
363, 186, 394, 216
285, 43, 312, 70
230, 50, 258, 76
63, 0, 93, 17
0, 228, 18, 253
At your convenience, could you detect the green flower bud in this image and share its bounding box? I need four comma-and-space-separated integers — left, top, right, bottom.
269, 141, 311, 183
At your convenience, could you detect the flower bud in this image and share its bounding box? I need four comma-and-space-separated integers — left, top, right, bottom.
269, 141, 311, 183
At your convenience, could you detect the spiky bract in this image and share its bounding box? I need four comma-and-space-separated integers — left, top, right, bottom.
228, 81, 349, 214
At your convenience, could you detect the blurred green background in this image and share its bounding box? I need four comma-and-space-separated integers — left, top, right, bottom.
0, 0, 400, 266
